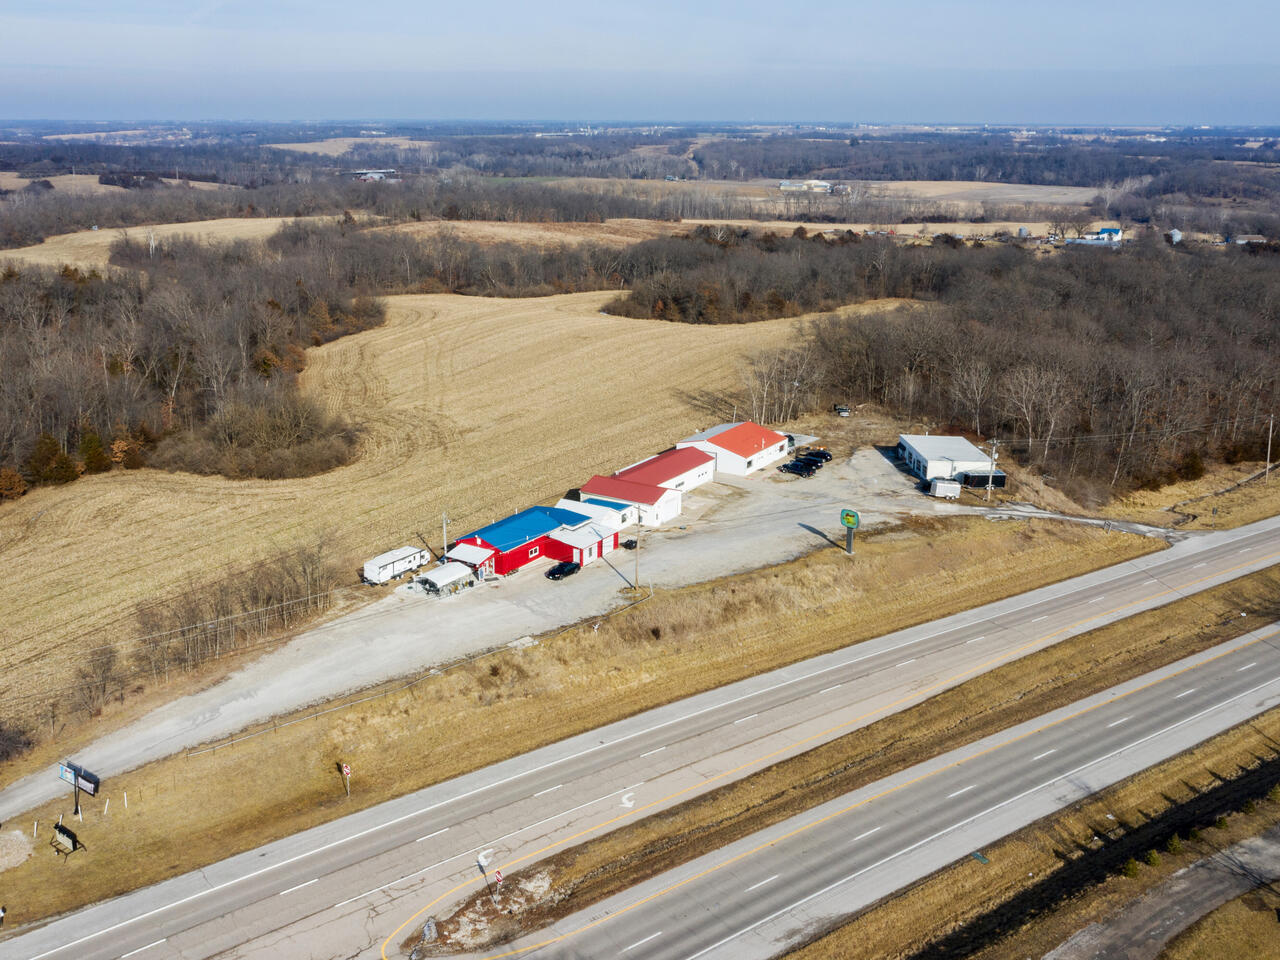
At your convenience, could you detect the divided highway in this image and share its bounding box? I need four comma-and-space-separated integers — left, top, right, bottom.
1, 516, 1278, 960
494, 628, 1280, 960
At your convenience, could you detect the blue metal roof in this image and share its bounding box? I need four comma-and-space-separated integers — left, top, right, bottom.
462, 506, 590, 553
583, 498, 631, 512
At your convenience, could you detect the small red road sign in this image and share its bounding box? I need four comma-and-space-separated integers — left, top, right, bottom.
494, 869, 504, 884
341, 763, 351, 777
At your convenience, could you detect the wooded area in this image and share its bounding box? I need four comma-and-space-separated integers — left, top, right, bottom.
4, 217, 1274, 500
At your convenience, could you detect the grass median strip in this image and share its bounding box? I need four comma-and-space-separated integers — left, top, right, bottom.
0, 518, 1156, 930
422, 565, 1280, 955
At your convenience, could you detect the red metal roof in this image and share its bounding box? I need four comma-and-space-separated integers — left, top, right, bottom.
580, 475, 671, 506
701, 422, 786, 458
614, 447, 713, 487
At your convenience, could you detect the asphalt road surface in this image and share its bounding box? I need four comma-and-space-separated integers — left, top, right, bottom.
1, 518, 1278, 960
480, 629, 1280, 960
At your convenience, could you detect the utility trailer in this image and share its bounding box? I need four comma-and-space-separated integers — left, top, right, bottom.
363, 546, 428, 585
929, 478, 962, 500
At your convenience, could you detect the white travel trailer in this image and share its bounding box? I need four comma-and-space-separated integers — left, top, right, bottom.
362, 546, 428, 585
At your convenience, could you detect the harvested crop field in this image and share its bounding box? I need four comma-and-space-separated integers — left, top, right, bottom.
0, 172, 231, 197
0, 290, 803, 721
0, 215, 333, 271
265, 136, 431, 155
561, 177, 1100, 210
381, 217, 679, 248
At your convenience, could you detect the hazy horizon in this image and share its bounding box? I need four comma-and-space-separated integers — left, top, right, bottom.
2, 0, 1278, 124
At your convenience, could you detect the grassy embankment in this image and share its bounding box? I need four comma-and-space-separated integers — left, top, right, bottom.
1103, 462, 1280, 530
425, 566, 1280, 953
0, 517, 1156, 929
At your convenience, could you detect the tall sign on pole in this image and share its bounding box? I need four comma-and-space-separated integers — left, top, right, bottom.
57, 761, 100, 816
841, 509, 860, 554
340, 762, 352, 797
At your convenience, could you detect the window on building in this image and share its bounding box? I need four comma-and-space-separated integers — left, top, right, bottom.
747, 459, 754, 468
528, 546, 539, 558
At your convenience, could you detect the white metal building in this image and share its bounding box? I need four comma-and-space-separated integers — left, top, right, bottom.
897, 434, 993, 481
613, 447, 715, 492
363, 546, 429, 585
677, 421, 789, 476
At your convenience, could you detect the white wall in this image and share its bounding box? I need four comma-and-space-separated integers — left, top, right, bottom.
679, 439, 788, 476
637, 489, 682, 526
662, 460, 715, 491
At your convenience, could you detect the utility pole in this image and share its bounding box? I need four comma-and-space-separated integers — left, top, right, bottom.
986, 438, 999, 502
634, 519, 640, 591
442, 512, 449, 557
1267, 414, 1274, 485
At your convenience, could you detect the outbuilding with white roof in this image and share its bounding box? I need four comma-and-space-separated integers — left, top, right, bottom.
897, 434, 1002, 485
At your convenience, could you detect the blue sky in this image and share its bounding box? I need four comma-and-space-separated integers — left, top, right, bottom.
1, 0, 1277, 123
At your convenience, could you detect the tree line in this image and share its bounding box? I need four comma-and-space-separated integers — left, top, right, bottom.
717, 237, 1277, 497
0, 174, 696, 249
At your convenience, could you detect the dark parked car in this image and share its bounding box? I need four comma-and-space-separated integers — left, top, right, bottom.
778, 461, 816, 478
620, 538, 638, 550
800, 447, 832, 462
793, 453, 825, 469
545, 561, 581, 580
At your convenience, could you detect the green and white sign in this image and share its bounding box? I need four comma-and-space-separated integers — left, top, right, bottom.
841, 509, 860, 529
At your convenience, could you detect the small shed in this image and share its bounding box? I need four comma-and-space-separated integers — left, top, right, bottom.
363, 546, 429, 585
422, 561, 474, 593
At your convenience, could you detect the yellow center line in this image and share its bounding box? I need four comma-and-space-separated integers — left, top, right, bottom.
379, 547, 1280, 958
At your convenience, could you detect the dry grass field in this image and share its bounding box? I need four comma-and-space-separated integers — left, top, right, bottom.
0, 517, 1159, 928
41, 129, 150, 141
1103, 463, 1278, 529
0, 290, 803, 723
0, 172, 232, 196
0, 215, 331, 271
265, 136, 431, 155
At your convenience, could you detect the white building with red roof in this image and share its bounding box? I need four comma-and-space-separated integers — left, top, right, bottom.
614, 446, 715, 492
579, 474, 682, 527
676, 421, 789, 476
